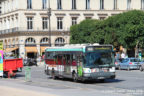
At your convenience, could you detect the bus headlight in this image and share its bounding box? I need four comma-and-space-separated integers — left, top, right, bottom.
83, 68, 91, 73
109, 67, 115, 72
83, 73, 91, 77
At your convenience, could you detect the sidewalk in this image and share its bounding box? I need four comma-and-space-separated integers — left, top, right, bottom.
0, 79, 133, 96
0, 85, 57, 96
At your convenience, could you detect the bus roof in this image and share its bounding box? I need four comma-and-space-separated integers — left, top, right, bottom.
45, 44, 113, 52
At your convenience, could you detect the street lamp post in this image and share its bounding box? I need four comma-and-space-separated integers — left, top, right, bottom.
48, 0, 51, 47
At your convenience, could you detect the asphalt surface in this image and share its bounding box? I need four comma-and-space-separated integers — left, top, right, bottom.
0, 64, 144, 96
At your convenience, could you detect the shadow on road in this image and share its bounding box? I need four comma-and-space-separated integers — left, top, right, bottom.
47, 76, 124, 84
15, 74, 25, 78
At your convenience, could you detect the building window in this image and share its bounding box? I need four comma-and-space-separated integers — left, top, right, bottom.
0, 2, 1, 13
86, 0, 90, 9
11, 0, 14, 10
0, 2, 1, 14
100, 0, 104, 10
72, 17, 77, 25
57, 17, 63, 30
141, 0, 144, 10
99, 17, 105, 20
42, 17, 48, 29
114, 0, 117, 10
27, 17, 33, 30
72, 0, 76, 9
27, 0, 32, 9
127, 0, 131, 10
85, 17, 91, 19
25, 37, 36, 45
55, 37, 65, 46
57, 0, 62, 10
12, 39, 15, 47
40, 37, 49, 44
42, 0, 47, 9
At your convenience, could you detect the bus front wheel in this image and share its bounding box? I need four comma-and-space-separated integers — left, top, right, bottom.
99, 79, 105, 83
140, 66, 144, 72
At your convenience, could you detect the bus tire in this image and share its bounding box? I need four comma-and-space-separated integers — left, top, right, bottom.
99, 79, 105, 83
73, 73, 78, 82
51, 69, 57, 80
140, 66, 143, 72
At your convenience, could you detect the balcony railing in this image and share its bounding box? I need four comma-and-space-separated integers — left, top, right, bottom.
0, 27, 70, 35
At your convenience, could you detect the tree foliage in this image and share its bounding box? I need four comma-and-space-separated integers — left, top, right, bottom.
70, 10, 144, 49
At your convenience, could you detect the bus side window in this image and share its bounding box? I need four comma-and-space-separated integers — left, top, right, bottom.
77, 54, 83, 66
66, 54, 70, 65
62, 54, 66, 65
54, 53, 58, 64
45, 52, 55, 65
57, 54, 63, 65
72, 54, 77, 66
45, 52, 55, 59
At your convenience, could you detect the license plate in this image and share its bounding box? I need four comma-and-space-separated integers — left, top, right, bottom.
98, 77, 105, 79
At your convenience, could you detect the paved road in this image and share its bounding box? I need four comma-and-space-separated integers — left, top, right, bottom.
0, 65, 144, 96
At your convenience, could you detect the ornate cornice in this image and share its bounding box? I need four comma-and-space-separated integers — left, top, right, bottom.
24, 13, 36, 17
0, 31, 70, 38
97, 13, 108, 17
83, 13, 94, 17
69, 13, 80, 17
55, 13, 66, 17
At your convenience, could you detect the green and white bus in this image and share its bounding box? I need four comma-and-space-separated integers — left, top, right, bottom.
44, 44, 116, 81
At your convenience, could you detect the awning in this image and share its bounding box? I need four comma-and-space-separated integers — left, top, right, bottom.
25, 47, 37, 53
40, 47, 47, 53
4, 47, 18, 53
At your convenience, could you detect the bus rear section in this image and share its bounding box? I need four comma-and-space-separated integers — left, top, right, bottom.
44, 44, 116, 82
44, 50, 83, 80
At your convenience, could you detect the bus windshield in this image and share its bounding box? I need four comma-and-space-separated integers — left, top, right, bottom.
84, 51, 114, 68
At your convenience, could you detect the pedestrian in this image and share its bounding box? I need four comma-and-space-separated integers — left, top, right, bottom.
121, 52, 126, 60
115, 52, 120, 60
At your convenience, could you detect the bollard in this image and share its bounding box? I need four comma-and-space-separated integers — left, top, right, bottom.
25, 66, 31, 82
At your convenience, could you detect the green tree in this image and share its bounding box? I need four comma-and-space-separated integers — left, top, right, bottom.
70, 19, 103, 44
70, 10, 144, 50
111, 10, 144, 48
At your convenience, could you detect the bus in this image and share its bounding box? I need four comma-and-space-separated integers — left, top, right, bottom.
44, 44, 116, 82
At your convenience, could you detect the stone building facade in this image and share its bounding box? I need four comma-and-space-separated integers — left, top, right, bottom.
0, 0, 143, 58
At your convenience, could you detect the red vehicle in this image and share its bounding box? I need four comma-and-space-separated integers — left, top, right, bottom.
3, 58, 23, 78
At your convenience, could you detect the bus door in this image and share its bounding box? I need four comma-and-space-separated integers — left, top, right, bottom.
77, 53, 83, 77
57, 55, 63, 75
63, 54, 71, 75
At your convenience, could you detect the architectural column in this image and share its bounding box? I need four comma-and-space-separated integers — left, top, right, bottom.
1, 2, 4, 14
19, 39, 25, 58
37, 44, 40, 57
19, 44, 25, 58
51, 36, 55, 47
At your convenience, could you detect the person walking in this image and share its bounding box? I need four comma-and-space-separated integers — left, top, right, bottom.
121, 52, 125, 59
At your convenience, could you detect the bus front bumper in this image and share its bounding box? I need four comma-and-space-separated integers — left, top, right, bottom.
82, 72, 116, 80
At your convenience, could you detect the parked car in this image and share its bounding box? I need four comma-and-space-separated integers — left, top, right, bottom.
23, 58, 37, 66
119, 58, 140, 71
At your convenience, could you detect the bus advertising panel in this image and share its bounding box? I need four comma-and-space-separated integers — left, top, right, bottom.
0, 41, 3, 77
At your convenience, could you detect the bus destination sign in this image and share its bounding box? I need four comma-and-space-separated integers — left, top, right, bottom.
86, 46, 112, 51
